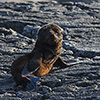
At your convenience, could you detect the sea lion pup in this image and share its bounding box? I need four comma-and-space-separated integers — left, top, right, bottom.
11, 24, 74, 88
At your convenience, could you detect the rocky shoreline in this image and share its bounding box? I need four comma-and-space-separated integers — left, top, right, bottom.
0, 0, 100, 100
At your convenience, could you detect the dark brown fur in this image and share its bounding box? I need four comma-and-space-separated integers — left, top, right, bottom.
11, 24, 71, 87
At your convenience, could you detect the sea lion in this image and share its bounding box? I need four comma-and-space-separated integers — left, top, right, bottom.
11, 24, 76, 88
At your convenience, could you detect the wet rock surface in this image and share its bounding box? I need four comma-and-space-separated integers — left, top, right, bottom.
0, 0, 100, 99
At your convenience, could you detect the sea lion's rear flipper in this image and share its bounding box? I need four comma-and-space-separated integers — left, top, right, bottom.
26, 77, 40, 90
53, 56, 82, 68
11, 54, 30, 86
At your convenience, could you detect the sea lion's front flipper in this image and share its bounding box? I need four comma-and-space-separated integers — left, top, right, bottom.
53, 56, 67, 68
53, 56, 82, 68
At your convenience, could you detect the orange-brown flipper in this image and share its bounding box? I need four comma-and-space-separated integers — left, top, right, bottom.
53, 56, 81, 68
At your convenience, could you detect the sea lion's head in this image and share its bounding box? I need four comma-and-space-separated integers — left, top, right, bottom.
37, 24, 63, 45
